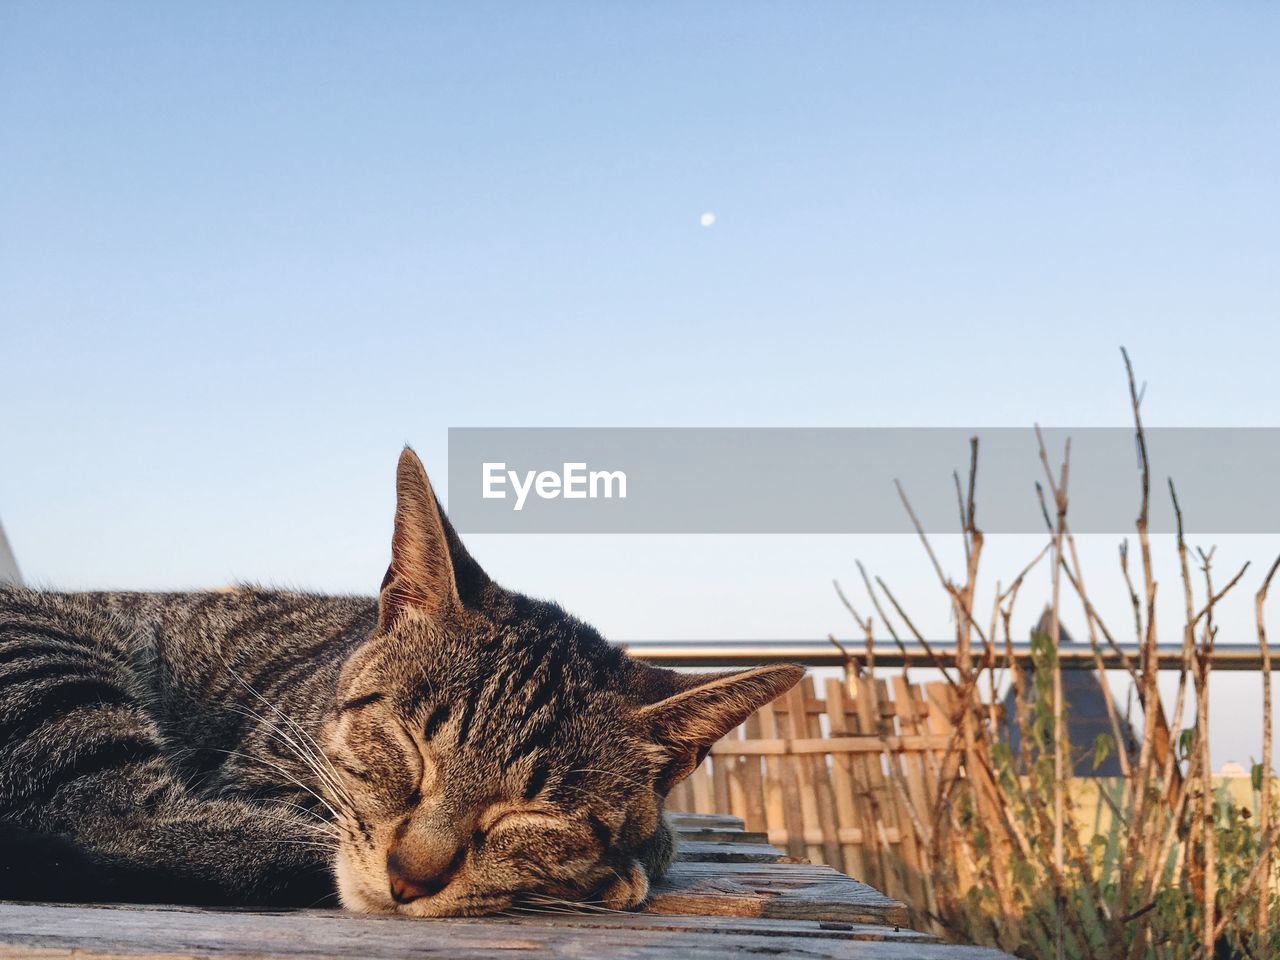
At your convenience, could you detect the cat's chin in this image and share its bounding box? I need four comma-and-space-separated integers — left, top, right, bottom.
336, 883, 399, 915
333, 849, 397, 915
334, 850, 510, 917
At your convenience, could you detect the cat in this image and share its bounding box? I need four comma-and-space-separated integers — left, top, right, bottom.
0, 448, 802, 915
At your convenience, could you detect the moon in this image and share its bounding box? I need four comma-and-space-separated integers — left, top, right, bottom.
699, 212, 716, 228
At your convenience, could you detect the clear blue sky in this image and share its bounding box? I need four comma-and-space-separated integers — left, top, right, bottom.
3, 3, 1279, 760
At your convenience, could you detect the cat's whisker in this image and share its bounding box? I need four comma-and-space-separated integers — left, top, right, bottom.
222, 700, 324, 775
263, 711, 356, 809
242, 809, 338, 843
256, 816, 338, 840
202, 746, 346, 823
221, 696, 357, 811
214, 660, 359, 810
257, 796, 336, 830
255, 811, 336, 834
222, 700, 359, 815
518, 892, 631, 916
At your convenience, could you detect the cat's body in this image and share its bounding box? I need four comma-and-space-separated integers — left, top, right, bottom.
0, 587, 366, 904
0, 450, 802, 913
31, 589, 371, 796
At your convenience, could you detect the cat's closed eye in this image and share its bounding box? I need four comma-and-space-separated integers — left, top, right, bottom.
339, 692, 385, 713
483, 808, 557, 833
337, 762, 373, 783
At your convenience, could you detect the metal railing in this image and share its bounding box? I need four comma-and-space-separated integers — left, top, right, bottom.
622, 640, 1276, 671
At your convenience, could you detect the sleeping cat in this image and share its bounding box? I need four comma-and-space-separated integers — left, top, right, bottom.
0, 448, 802, 914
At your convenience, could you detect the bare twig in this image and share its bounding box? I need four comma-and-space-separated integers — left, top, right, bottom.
1255, 554, 1280, 944
1034, 424, 1070, 960
1196, 549, 1218, 958
833, 578, 874, 674
1118, 345, 1162, 960
895, 477, 948, 587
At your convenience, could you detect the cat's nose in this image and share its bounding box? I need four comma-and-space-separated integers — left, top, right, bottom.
388, 873, 436, 904
387, 870, 432, 904
386, 847, 463, 904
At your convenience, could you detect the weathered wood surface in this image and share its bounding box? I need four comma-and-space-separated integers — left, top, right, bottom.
0, 902, 1017, 959
651, 861, 909, 927
0, 812, 1015, 959
669, 813, 747, 831
660, 813, 909, 927
674, 839, 788, 862
673, 826, 772, 844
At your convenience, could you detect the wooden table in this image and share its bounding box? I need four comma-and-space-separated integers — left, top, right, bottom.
0, 814, 1013, 959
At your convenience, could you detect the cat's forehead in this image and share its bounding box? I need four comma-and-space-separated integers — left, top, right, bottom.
412, 650, 620, 739
411, 600, 622, 688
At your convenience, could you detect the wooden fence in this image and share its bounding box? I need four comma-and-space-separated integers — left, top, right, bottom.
666, 672, 967, 913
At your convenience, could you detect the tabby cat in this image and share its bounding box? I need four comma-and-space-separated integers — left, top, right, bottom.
0, 449, 802, 914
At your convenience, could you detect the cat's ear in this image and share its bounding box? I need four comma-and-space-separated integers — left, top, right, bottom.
378, 447, 489, 631
635, 664, 804, 794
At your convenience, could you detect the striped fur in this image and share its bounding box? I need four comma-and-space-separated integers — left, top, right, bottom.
0, 449, 802, 914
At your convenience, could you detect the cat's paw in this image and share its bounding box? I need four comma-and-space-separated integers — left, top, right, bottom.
595, 859, 650, 911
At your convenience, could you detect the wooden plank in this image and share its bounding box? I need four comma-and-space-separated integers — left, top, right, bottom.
496, 911, 942, 943
824, 677, 867, 880
709, 735, 953, 755
851, 677, 901, 901
0, 901, 1018, 959
711, 729, 732, 815
834, 678, 886, 891
660, 861, 901, 885
739, 712, 768, 834
675, 840, 785, 863
757, 701, 803, 859
691, 756, 714, 812
913, 681, 944, 812
669, 813, 745, 832
890, 676, 940, 926
782, 684, 824, 863
668, 774, 694, 813
649, 861, 911, 928
674, 827, 772, 845
923, 680, 971, 907
891, 676, 933, 822
803, 678, 843, 870
875, 675, 926, 916
787, 827, 899, 845
723, 733, 747, 833
879, 678, 928, 924
924, 682, 961, 792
